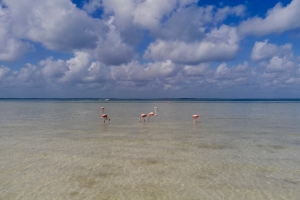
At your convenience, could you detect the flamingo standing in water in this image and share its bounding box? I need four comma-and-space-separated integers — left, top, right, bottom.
139, 113, 147, 122
192, 115, 199, 122
101, 107, 110, 123
148, 107, 158, 121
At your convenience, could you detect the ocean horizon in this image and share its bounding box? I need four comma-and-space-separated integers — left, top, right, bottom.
1, 98, 300, 102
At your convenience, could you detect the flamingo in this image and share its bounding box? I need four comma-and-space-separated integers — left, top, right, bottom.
101, 107, 105, 114
101, 107, 110, 123
192, 115, 199, 122
139, 114, 147, 122
102, 113, 110, 123
148, 107, 158, 121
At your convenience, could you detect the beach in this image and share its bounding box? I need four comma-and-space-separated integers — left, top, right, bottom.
0, 100, 300, 199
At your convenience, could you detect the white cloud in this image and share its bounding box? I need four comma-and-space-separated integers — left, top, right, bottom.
255, 43, 300, 88
146, 60, 178, 78
0, 5, 33, 61
0, 38, 32, 61
182, 63, 211, 77
251, 40, 279, 62
84, 61, 111, 83
215, 5, 245, 21
2, 0, 106, 51
40, 57, 68, 79
83, 0, 102, 14
109, 60, 179, 84
239, 0, 300, 36
214, 62, 250, 81
100, 0, 196, 32
0, 66, 10, 80
1, 52, 300, 98
251, 40, 296, 77
95, 17, 134, 65
144, 25, 239, 64
101, 0, 136, 30
1, 64, 44, 88
143, 4, 246, 42
266, 56, 295, 72
61, 51, 92, 82
132, 0, 196, 30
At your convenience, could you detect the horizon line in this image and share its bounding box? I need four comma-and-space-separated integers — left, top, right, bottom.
1, 98, 300, 101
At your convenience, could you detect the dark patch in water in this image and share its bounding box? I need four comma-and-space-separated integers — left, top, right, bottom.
69, 191, 79, 196
96, 171, 117, 178
75, 176, 97, 189
257, 144, 285, 149
284, 179, 300, 185
145, 158, 159, 165
197, 143, 233, 150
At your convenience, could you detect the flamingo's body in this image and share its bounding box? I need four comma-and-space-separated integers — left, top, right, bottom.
101, 107, 110, 123
102, 114, 110, 122
192, 115, 199, 122
139, 114, 147, 122
148, 107, 158, 121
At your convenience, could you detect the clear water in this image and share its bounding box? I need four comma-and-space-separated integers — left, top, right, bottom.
0, 100, 300, 200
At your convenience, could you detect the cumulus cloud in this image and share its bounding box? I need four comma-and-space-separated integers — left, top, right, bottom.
2, 0, 106, 52
132, 0, 196, 30
0, 0, 245, 64
0, 66, 10, 80
266, 55, 295, 72
182, 63, 211, 77
254, 42, 300, 88
251, 40, 296, 73
1, 51, 300, 97
251, 40, 293, 62
109, 60, 179, 84
100, 0, 196, 32
0, 5, 33, 61
83, 0, 102, 14
215, 5, 245, 21
0, 38, 32, 61
214, 62, 250, 81
35, 53, 180, 89
95, 17, 134, 65
100, 0, 199, 45
144, 25, 239, 64
61, 51, 92, 83
40, 57, 68, 79
239, 0, 300, 36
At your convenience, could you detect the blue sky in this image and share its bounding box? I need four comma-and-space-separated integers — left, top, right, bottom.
0, 0, 299, 98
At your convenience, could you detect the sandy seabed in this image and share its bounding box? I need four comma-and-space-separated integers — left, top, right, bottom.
1, 101, 300, 199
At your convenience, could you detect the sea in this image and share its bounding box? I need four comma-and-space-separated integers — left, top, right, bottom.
0, 99, 300, 200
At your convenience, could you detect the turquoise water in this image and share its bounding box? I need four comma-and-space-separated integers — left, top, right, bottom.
0, 100, 300, 199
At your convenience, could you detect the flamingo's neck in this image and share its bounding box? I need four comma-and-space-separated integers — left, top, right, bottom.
154, 107, 157, 115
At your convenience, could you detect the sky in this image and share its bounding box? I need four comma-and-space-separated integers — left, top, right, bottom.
0, 0, 300, 98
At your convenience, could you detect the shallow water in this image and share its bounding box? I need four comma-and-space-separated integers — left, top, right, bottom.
0, 100, 300, 199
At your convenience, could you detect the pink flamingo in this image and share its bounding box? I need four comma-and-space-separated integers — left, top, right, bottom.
101, 107, 110, 123
192, 114, 199, 122
139, 113, 147, 122
148, 107, 158, 121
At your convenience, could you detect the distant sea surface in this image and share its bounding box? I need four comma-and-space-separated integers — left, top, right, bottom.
1, 99, 300, 199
